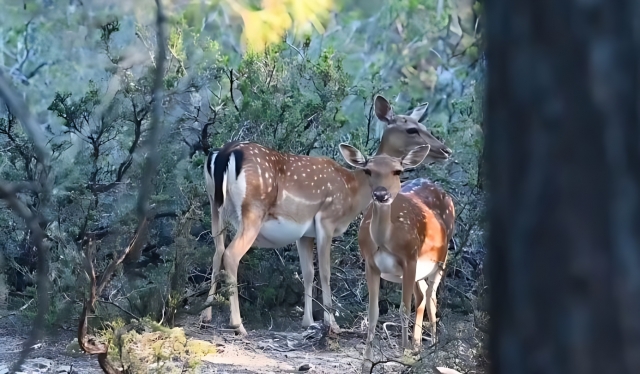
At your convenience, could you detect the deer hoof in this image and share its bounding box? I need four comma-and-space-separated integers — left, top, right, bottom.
329, 322, 342, 335
200, 308, 212, 325
361, 360, 373, 374
233, 324, 248, 336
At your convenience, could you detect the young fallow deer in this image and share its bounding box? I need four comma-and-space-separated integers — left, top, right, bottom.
201, 95, 452, 335
337, 143, 455, 372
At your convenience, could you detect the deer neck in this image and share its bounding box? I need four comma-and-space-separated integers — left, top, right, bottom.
350, 169, 375, 214
370, 202, 393, 247
375, 139, 406, 159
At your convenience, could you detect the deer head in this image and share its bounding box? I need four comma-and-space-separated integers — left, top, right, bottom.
374, 95, 451, 162
339, 143, 432, 205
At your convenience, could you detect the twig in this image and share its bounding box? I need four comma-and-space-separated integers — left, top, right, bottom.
0, 299, 34, 320
272, 248, 286, 267
0, 74, 49, 169
227, 69, 240, 113
382, 322, 398, 348
333, 266, 362, 303
369, 357, 412, 374
285, 41, 304, 59
96, 299, 140, 322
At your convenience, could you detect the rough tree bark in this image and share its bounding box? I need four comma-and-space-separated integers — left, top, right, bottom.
485, 0, 640, 373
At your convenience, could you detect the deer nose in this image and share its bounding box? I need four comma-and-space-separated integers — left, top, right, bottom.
372, 186, 391, 203
442, 147, 453, 157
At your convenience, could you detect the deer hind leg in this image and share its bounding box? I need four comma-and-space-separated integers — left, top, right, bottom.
201, 201, 226, 324
223, 210, 263, 336
296, 236, 315, 327
315, 221, 341, 333
412, 279, 428, 348
362, 263, 381, 374
425, 264, 445, 343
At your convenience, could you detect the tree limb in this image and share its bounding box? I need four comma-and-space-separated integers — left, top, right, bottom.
136, 0, 167, 222
0, 69, 52, 373
75, 1, 167, 372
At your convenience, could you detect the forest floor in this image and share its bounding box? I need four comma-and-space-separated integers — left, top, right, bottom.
0, 312, 416, 374
0, 278, 484, 374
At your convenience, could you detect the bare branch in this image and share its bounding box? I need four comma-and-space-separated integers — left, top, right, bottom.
0, 180, 39, 198
16, 19, 33, 73
227, 69, 240, 113
136, 0, 167, 221
0, 69, 53, 373
0, 73, 49, 170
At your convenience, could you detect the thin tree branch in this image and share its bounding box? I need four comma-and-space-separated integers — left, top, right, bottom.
0, 73, 49, 169
136, 0, 167, 222
0, 70, 52, 373
227, 69, 240, 113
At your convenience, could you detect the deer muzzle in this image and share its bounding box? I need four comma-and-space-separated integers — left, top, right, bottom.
372, 186, 392, 204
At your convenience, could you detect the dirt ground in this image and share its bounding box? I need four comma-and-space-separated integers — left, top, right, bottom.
0, 313, 413, 374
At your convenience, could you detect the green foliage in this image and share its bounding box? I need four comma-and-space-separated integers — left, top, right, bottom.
208, 43, 350, 156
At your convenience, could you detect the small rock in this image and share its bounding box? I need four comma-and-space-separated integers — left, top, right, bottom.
435, 368, 462, 374
15, 358, 53, 373
56, 365, 72, 373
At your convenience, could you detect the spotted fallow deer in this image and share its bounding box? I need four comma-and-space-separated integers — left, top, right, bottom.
201, 95, 452, 335
337, 143, 455, 372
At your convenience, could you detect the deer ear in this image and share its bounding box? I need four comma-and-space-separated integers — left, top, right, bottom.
339, 143, 367, 168
374, 95, 395, 124
401, 145, 431, 169
408, 102, 429, 123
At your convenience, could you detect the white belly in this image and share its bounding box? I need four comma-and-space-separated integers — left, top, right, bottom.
253, 217, 316, 248
375, 251, 439, 283
374, 251, 402, 276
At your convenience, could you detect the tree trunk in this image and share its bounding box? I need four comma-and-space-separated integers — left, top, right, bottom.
485, 1, 640, 373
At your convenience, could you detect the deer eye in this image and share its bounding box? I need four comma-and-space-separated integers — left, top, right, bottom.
406, 128, 419, 135
364, 169, 372, 176
393, 170, 402, 176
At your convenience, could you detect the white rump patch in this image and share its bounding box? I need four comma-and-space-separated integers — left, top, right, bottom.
415, 259, 438, 282
216, 152, 247, 230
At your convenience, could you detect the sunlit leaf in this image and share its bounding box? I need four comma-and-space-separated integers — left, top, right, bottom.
224, 0, 334, 52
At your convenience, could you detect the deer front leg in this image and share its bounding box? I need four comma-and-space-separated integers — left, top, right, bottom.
222, 214, 262, 336
201, 198, 225, 323
401, 261, 417, 350
296, 236, 315, 327
315, 221, 340, 333
362, 263, 381, 374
